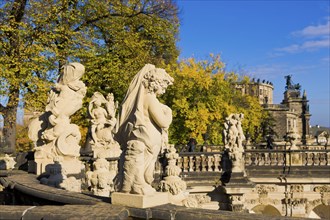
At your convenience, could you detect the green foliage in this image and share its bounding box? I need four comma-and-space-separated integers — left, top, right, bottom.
0, 0, 179, 148
16, 124, 33, 152
163, 55, 267, 145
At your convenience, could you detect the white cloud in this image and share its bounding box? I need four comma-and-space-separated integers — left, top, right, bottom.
293, 20, 330, 37
276, 38, 330, 53
275, 18, 330, 54
321, 56, 330, 63
247, 63, 316, 80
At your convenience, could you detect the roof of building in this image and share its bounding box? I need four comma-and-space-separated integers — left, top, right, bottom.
310, 126, 330, 137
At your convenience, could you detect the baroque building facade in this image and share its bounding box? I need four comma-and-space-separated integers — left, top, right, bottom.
235, 75, 311, 143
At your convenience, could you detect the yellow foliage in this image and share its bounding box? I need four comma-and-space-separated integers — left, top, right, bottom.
164, 54, 267, 145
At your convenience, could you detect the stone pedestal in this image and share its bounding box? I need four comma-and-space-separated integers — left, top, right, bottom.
35, 157, 83, 175
222, 172, 255, 212
111, 192, 169, 208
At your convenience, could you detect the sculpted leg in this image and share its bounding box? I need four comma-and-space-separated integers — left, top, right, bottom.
144, 144, 161, 184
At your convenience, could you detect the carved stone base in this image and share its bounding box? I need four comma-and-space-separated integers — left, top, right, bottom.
229, 203, 244, 212
35, 158, 83, 175
93, 144, 122, 159
111, 192, 169, 208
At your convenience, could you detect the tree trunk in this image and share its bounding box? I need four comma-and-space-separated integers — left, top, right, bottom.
0, 0, 28, 153
2, 89, 19, 153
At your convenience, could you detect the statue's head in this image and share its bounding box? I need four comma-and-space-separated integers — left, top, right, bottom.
142, 67, 174, 95
61, 62, 85, 84
91, 92, 106, 107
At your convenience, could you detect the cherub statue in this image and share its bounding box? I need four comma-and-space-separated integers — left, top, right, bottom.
116, 64, 173, 195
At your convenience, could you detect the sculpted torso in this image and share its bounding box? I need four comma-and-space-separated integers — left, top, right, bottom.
142, 93, 172, 147
116, 64, 173, 195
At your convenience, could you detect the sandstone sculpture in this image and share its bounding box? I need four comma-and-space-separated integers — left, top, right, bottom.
159, 145, 187, 194
86, 157, 117, 196
40, 157, 81, 192
286, 127, 301, 150
28, 62, 86, 190
0, 154, 16, 170
86, 92, 121, 158
223, 113, 245, 172
115, 64, 173, 195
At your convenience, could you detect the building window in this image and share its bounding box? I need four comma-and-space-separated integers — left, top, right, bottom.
264, 97, 268, 104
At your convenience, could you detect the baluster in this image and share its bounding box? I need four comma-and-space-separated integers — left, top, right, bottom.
195, 155, 201, 172
245, 152, 252, 166
302, 152, 308, 166
213, 154, 221, 171
270, 153, 276, 166
264, 153, 270, 165
183, 156, 189, 172
319, 153, 326, 165
251, 152, 256, 166
327, 152, 330, 165
313, 153, 320, 166
188, 156, 194, 172
306, 152, 313, 166
176, 156, 183, 171
207, 155, 213, 171
255, 153, 259, 165
201, 154, 207, 172
258, 153, 265, 166
277, 152, 284, 166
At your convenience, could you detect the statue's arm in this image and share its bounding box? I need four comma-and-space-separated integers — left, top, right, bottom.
147, 94, 172, 128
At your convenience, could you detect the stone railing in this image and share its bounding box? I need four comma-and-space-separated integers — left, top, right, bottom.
177, 152, 222, 172
244, 149, 330, 166
262, 104, 288, 110
175, 149, 330, 173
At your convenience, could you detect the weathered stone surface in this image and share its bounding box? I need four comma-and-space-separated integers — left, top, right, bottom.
0, 172, 101, 205
28, 62, 86, 185
0, 154, 16, 170
115, 64, 173, 195
223, 113, 245, 173
84, 92, 121, 159
111, 192, 169, 208
1, 203, 313, 220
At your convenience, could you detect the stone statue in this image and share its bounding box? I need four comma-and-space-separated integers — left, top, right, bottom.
86, 157, 117, 197
115, 64, 173, 195
28, 62, 86, 190
223, 113, 245, 172
159, 145, 187, 201
285, 75, 301, 91
286, 127, 300, 150
85, 92, 121, 158
285, 75, 292, 90
0, 154, 16, 170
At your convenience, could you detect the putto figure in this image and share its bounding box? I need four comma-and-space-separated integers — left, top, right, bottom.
116, 64, 173, 195
223, 113, 245, 172
28, 62, 86, 183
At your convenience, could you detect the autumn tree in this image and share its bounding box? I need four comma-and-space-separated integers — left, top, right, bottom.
163, 55, 266, 146
0, 0, 179, 152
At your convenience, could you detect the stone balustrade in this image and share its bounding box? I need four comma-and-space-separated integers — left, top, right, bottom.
244, 149, 330, 166
176, 149, 330, 172
177, 152, 222, 172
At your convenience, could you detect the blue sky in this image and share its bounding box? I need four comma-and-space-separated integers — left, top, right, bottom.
177, 0, 330, 127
